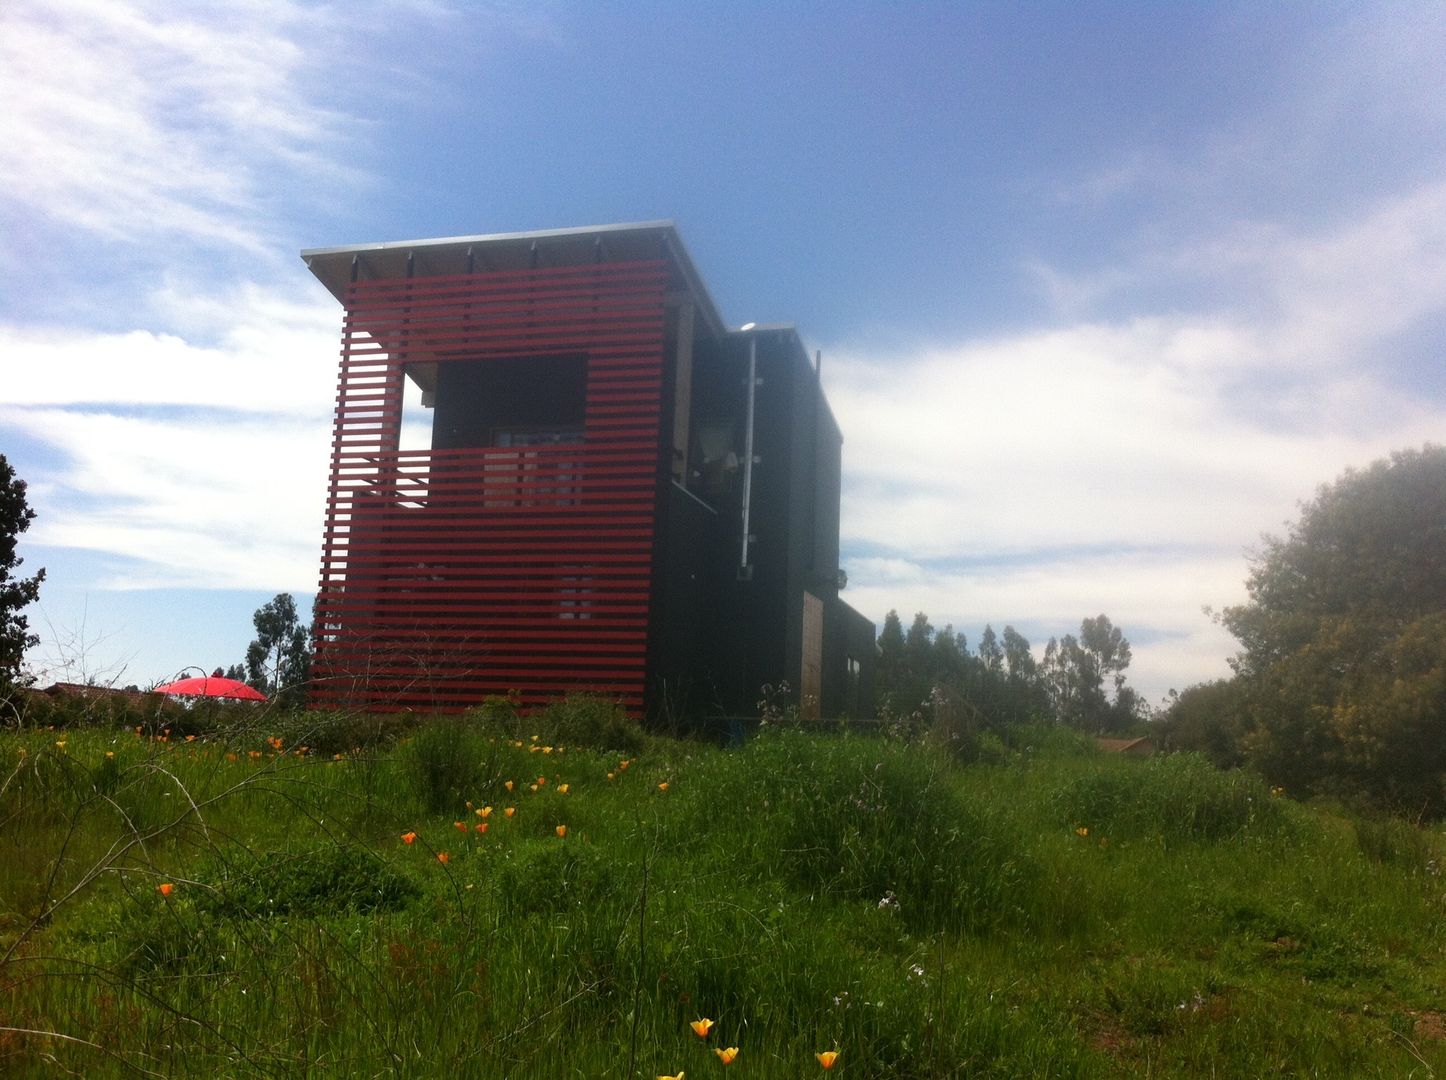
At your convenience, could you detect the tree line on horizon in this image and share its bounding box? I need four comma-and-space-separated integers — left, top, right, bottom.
3, 445, 1441, 818
873, 610, 1144, 736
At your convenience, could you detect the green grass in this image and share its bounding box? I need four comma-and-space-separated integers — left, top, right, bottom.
1, 714, 1443, 1077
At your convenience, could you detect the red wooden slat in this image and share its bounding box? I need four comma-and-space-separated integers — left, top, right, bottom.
309, 259, 668, 714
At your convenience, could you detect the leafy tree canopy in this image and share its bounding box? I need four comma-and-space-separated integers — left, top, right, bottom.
1223, 444, 1446, 676
1218, 445, 1446, 815
0, 454, 45, 699
241, 593, 312, 708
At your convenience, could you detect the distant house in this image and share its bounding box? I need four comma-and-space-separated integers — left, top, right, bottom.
301, 222, 874, 720
1095, 735, 1157, 758
40, 682, 161, 706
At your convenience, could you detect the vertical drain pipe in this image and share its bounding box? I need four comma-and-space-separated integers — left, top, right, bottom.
739, 326, 758, 578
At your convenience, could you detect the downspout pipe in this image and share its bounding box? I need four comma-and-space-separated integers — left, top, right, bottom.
739, 328, 758, 577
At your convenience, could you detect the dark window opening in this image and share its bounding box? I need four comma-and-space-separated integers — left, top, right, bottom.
691, 418, 739, 498
431, 354, 587, 450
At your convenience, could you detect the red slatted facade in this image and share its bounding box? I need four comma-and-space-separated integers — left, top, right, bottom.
310, 260, 669, 712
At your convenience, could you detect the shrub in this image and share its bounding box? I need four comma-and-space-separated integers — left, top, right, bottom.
495, 841, 624, 917
406, 714, 495, 815
673, 731, 1035, 933
1055, 753, 1287, 842
539, 693, 645, 752
201, 845, 419, 918
1353, 815, 1440, 874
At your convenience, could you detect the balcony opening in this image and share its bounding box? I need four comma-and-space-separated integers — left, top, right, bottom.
431, 353, 587, 450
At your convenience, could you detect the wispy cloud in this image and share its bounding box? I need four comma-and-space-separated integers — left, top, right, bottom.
0, 0, 362, 255
0, 404, 328, 591
3, 282, 339, 413
832, 177, 1446, 700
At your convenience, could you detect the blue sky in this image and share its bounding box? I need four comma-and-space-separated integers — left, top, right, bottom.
4, 1, 1444, 702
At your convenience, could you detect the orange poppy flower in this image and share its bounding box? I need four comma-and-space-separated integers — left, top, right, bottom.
475, 822, 488, 834
158, 883, 174, 897
555, 825, 567, 838
537, 776, 547, 785
714, 1047, 739, 1065
557, 784, 569, 794
504, 807, 515, 818
689, 1018, 713, 1038
436, 851, 450, 864
478, 806, 493, 818
817, 1050, 840, 1069
657, 1074, 684, 1080
454, 821, 468, 832
1075, 827, 1089, 838
607, 772, 615, 781
401, 831, 418, 845
504, 780, 515, 792
658, 782, 670, 792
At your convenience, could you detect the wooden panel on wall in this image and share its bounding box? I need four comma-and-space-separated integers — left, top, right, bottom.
801, 590, 823, 721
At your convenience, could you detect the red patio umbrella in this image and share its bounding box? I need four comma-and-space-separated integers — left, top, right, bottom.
153, 675, 268, 702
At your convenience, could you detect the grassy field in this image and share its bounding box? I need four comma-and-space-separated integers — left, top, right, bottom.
2, 704, 1443, 1078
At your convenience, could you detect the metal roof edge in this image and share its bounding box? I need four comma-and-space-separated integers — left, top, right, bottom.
299, 219, 678, 260
300, 219, 728, 338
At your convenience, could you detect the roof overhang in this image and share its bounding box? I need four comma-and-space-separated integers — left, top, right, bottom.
301, 220, 726, 339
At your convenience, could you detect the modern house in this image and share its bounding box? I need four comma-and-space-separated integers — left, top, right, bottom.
301, 222, 874, 720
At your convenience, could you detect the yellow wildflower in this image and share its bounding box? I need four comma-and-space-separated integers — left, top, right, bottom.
689, 1018, 713, 1038
714, 1047, 739, 1064
817, 1050, 840, 1069
555, 825, 567, 838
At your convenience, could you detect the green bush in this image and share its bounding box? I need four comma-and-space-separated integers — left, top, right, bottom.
673, 732, 1034, 933
539, 693, 645, 752
406, 714, 496, 815
495, 840, 624, 917
1055, 753, 1287, 842
201, 845, 419, 918
1353, 815, 1439, 874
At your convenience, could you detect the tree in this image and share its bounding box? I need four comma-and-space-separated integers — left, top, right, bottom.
1221, 445, 1446, 814
977, 625, 1003, 673
1041, 615, 1139, 732
0, 455, 45, 700
1001, 625, 1037, 684
242, 593, 312, 708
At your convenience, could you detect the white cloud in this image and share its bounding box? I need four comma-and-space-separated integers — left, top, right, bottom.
832, 178, 1446, 701
1, 405, 328, 591
0, 0, 361, 253
4, 279, 339, 414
